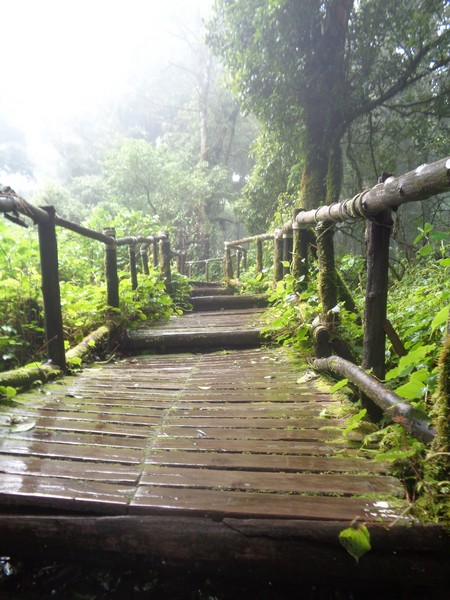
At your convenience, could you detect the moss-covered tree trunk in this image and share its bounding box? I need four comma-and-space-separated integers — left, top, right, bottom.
427, 314, 450, 484
298, 1, 352, 333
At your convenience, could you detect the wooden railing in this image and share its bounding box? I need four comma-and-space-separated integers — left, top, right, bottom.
193, 157, 449, 441
0, 192, 172, 372
223, 157, 450, 367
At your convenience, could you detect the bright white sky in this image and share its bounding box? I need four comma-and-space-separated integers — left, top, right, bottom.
1, 0, 211, 162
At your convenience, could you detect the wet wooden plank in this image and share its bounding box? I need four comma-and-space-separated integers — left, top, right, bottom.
156, 425, 338, 441
0, 429, 149, 449
0, 341, 403, 524
0, 474, 131, 514
0, 455, 140, 483
130, 486, 400, 522
145, 451, 389, 474
0, 438, 143, 464
140, 466, 404, 496
150, 438, 350, 455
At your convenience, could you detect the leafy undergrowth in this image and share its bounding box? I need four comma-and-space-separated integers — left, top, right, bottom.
0, 216, 190, 373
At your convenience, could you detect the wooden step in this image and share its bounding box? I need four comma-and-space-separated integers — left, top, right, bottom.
125, 328, 262, 352
190, 294, 268, 311
190, 286, 232, 297
124, 308, 265, 353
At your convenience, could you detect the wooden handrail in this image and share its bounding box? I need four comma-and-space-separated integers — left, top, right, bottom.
200, 156, 450, 438
0, 192, 172, 370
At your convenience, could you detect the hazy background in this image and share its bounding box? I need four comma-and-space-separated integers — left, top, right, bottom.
0, 0, 214, 189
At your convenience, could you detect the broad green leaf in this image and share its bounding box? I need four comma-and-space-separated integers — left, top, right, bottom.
418, 244, 432, 257
439, 258, 450, 267
374, 448, 418, 462
339, 525, 371, 563
410, 368, 430, 383
397, 345, 434, 373
343, 409, 367, 436
330, 378, 349, 392
395, 379, 425, 400
0, 386, 17, 399
431, 305, 449, 333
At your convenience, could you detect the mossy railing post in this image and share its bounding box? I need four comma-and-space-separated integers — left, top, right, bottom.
152, 239, 159, 269
129, 242, 138, 290
282, 232, 292, 277
103, 227, 119, 310
38, 206, 66, 371
292, 208, 308, 289
236, 249, 242, 279
225, 244, 233, 281
273, 229, 284, 283
256, 239, 263, 273
140, 244, 150, 276
205, 260, 210, 282
362, 209, 393, 380
177, 252, 186, 276
242, 248, 248, 272
427, 314, 450, 482
316, 221, 338, 330
159, 233, 171, 291
361, 208, 393, 419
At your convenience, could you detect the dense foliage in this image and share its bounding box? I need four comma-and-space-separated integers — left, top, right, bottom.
0, 213, 189, 373
208, 0, 450, 229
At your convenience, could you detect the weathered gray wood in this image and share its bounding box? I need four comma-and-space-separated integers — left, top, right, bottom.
291, 157, 450, 227
312, 355, 435, 443
55, 215, 114, 244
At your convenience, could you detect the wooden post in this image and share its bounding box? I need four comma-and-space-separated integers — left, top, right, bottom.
362, 209, 393, 381
316, 221, 338, 329
205, 260, 210, 282
225, 245, 233, 280
256, 239, 263, 273
37, 206, 66, 370
292, 209, 305, 286
273, 230, 284, 283
236, 249, 241, 279
152, 240, 159, 269
159, 234, 171, 291
103, 227, 119, 310
177, 252, 186, 275
361, 209, 393, 420
282, 233, 292, 277
129, 243, 138, 290
242, 248, 248, 271
140, 244, 150, 276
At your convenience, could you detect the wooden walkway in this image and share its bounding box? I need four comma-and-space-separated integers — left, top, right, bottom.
0, 302, 448, 583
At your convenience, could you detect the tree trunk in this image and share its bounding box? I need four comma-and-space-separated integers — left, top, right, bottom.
426, 315, 450, 484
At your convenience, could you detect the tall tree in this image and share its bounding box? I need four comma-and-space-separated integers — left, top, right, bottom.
208, 0, 450, 317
